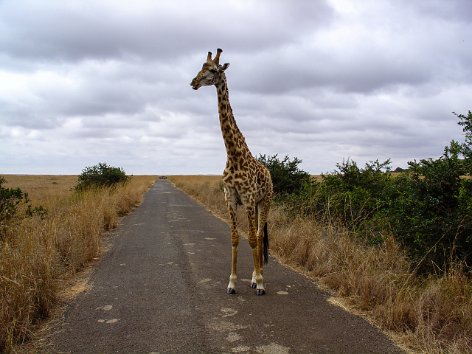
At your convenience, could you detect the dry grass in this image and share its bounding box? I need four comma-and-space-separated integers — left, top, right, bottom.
169, 175, 472, 354
0, 175, 156, 352
171, 175, 250, 223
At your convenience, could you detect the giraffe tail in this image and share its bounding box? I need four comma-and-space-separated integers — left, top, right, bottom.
263, 222, 269, 264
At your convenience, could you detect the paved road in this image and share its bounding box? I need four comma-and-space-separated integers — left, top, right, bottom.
46, 180, 403, 353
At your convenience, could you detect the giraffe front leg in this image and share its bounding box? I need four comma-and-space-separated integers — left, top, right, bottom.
247, 206, 265, 295
226, 200, 239, 295
227, 245, 237, 294
250, 240, 264, 293
250, 241, 263, 289
252, 249, 265, 296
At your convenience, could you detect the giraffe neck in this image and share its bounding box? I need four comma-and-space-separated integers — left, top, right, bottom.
215, 75, 250, 163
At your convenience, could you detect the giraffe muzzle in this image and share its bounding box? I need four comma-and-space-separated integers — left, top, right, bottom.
190, 79, 199, 90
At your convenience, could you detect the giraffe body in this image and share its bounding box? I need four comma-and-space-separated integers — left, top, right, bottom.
191, 49, 273, 295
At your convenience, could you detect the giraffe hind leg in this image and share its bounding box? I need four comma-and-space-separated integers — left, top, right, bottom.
251, 204, 259, 289
263, 222, 269, 264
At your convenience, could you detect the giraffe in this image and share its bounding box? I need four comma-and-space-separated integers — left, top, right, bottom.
191, 48, 273, 296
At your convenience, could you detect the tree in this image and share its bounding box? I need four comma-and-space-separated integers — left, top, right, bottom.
455, 110, 472, 174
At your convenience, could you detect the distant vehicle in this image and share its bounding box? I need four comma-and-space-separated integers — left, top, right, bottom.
159, 176, 167, 179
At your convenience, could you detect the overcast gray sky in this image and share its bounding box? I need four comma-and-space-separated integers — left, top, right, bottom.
1, 0, 471, 175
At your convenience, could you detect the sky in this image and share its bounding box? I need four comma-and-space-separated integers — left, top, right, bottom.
1, 0, 471, 175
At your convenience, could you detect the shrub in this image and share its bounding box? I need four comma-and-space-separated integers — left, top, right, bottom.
0, 177, 26, 240
76, 162, 129, 191
388, 141, 472, 272
284, 112, 472, 273
0, 177, 46, 241
296, 159, 393, 244
258, 154, 312, 197
320, 159, 391, 227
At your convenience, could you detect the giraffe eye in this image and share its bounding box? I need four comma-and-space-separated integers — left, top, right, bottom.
209, 68, 217, 73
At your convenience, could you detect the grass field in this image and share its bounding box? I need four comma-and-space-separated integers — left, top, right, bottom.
170, 175, 472, 354
0, 175, 156, 352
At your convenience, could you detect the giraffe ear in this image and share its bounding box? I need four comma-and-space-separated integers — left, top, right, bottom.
221, 63, 230, 71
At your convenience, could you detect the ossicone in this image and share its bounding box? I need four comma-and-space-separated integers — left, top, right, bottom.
214, 48, 223, 65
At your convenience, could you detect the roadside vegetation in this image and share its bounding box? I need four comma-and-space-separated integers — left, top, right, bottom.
75, 162, 129, 191
0, 165, 156, 352
170, 111, 472, 353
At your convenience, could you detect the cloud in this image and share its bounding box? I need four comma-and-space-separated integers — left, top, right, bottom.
0, 0, 471, 174
406, 0, 472, 22
0, 0, 333, 62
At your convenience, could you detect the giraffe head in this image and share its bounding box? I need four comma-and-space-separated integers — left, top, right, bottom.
190, 48, 230, 90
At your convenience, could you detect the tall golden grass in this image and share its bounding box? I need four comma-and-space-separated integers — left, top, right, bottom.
170, 175, 472, 354
0, 175, 156, 352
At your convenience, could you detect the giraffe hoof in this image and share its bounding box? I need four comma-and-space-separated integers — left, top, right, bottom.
227, 288, 236, 295
256, 289, 266, 296
251, 282, 257, 289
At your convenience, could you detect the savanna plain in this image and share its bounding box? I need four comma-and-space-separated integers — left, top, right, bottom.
1, 174, 471, 354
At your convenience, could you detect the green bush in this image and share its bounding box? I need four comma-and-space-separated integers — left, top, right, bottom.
0, 177, 26, 240
258, 154, 312, 197
384, 115, 472, 272
318, 159, 391, 230
0, 177, 46, 241
76, 162, 129, 191
386, 141, 471, 272
285, 112, 472, 273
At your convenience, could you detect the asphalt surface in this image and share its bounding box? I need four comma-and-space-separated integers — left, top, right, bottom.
46, 180, 403, 353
